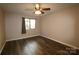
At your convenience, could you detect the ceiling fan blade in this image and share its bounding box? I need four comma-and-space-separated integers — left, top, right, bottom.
42, 8, 50, 11
41, 11, 44, 14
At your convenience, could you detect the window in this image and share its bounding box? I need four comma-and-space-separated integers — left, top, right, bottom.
25, 18, 36, 30
25, 18, 29, 30
30, 19, 35, 29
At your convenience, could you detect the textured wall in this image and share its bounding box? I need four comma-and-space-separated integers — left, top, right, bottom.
0, 8, 5, 51
5, 12, 40, 41
40, 6, 79, 48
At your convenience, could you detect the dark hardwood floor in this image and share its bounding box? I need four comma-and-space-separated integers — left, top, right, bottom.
1, 36, 79, 55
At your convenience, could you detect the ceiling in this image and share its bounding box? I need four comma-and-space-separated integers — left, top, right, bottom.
0, 3, 78, 17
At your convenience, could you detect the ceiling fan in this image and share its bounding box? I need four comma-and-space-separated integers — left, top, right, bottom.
34, 4, 51, 15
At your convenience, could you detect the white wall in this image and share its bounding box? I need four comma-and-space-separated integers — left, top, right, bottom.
5, 12, 40, 41
0, 8, 5, 51
40, 7, 79, 48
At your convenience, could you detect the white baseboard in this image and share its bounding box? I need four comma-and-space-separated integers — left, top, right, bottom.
6, 35, 39, 42
0, 41, 6, 54
41, 35, 79, 49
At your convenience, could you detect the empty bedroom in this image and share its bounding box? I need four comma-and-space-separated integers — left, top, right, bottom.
0, 3, 79, 55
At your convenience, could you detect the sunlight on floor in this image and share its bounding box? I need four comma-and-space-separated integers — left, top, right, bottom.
23, 41, 39, 54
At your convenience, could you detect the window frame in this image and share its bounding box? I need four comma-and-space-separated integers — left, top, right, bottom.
25, 18, 36, 30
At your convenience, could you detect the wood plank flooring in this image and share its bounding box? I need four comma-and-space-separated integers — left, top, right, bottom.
1, 36, 79, 55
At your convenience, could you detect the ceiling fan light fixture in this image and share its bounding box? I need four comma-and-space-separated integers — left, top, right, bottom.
35, 10, 41, 15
